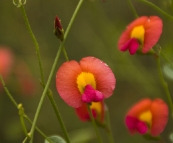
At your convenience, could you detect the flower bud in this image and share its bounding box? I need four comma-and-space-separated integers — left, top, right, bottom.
54, 16, 64, 41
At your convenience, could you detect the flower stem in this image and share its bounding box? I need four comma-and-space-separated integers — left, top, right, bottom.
137, 0, 173, 21
0, 75, 18, 108
87, 104, 103, 143
155, 54, 173, 117
63, 47, 69, 61
29, 0, 85, 142
126, 0, 138, 18
0, 75, 51, 143
105, 109, 115, 143
21, 4, 45, 84
20, 2, 71, 143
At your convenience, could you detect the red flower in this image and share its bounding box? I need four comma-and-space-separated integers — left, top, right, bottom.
56, 57, 116, 108
118, 16, 162, 55
75, 101, 104, 123
125, 98, 168, 136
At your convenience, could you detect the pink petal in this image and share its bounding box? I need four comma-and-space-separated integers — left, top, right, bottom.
80, 57, 116, 98
56, 60, 83, 108
150, 99, 168, 136
125, 116, 138, 131
128, 38, 140, 55
137, 121, 148, 134
82, 85, 104, 103
142, 16, 163, 53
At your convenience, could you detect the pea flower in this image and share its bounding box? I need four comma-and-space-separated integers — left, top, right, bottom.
125, 98, 168, 137
118, 16, 162, 55
75, 101, 104, 123
56, 57, 116, 108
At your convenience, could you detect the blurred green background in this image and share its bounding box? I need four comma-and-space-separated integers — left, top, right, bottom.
0, 0, 173, 142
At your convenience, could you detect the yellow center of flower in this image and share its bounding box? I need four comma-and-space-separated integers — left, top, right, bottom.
131, 25, 145, 44
77, 72, 96, 94
90, 102, 102, 114
139, 110, 152, 126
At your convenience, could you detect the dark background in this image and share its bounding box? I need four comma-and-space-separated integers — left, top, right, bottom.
0, 0, 173, 142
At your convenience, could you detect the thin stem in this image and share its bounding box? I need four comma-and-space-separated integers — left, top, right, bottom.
155, 55, 173, 117
105, 110, 114, 143
87, 104, 102, 143
24, 115, 52, 143
47, 90, 70, 143
29, 0, 85, 142
63, 47, 69, 61
20, 2, 70, 143
127, 0, 138, 18
0, 75, 51, 143
137, 0, 173, 21
20, 4, 45, 84
0, 75, 18, 108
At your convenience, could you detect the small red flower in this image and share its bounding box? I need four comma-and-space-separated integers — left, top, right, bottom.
118, 16, 162, 55
125, 98, 168, 137
56, 57, 116, 108
75, 101, 105, 123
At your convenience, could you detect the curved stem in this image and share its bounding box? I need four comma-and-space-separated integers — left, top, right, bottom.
87, 104, 103, 143
21, 4, 45, 84
29, 0, 85, 142
155, 55, 173, 117
63, 47, 69, 61
127, 0, 138, 18
0, 75, 51, 143
105, 109, 114, 143
0, 75, 18, 108
137, 0, 173, 21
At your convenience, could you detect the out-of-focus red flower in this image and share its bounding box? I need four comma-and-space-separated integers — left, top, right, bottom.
0, 48, 13, 90
125, 98, 168, 137
75, 101, 105, 123
118, 16, 162, 55
56, 57, 116, 108
15, 61, 36, 96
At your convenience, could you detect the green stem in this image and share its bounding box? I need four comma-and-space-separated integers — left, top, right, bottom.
20, 2, 70, 143
87, 104, 102, 143
63, 47, 69, 61
0, 75, 51, 143
127, 0, 138, 18
0, 75, 18, 108
47, 90, 70, 143
105, 110, 114, 143
20, 4, 45, 84
137, 0, 173, 21
29, 0, 85, 142
155, 55, 173, 117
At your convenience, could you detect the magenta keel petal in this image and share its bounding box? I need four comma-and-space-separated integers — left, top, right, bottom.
81, 85, 104, 103
137, 121, 148, 134
128, 38, 140, 55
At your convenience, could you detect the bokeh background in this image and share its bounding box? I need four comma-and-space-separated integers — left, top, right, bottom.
0, 0, 173, 142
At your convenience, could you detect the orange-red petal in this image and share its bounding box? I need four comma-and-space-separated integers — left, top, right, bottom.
126, 98, 152, 117
142, 16, 162, 53
118, 16, 148, 51
150, 99, 168, 136
80, 57, 116, 98
56, 60, 82, 108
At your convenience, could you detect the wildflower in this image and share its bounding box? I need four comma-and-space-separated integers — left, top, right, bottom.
118, 16, 162, 55
54, 16, 64, 41
125, 98, 168, 137
75, 101, 104, 123
56, 57, 116, 108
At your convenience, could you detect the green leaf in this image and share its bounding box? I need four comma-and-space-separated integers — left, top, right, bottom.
45, 135, 66, 143
163, 64, 173, 80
